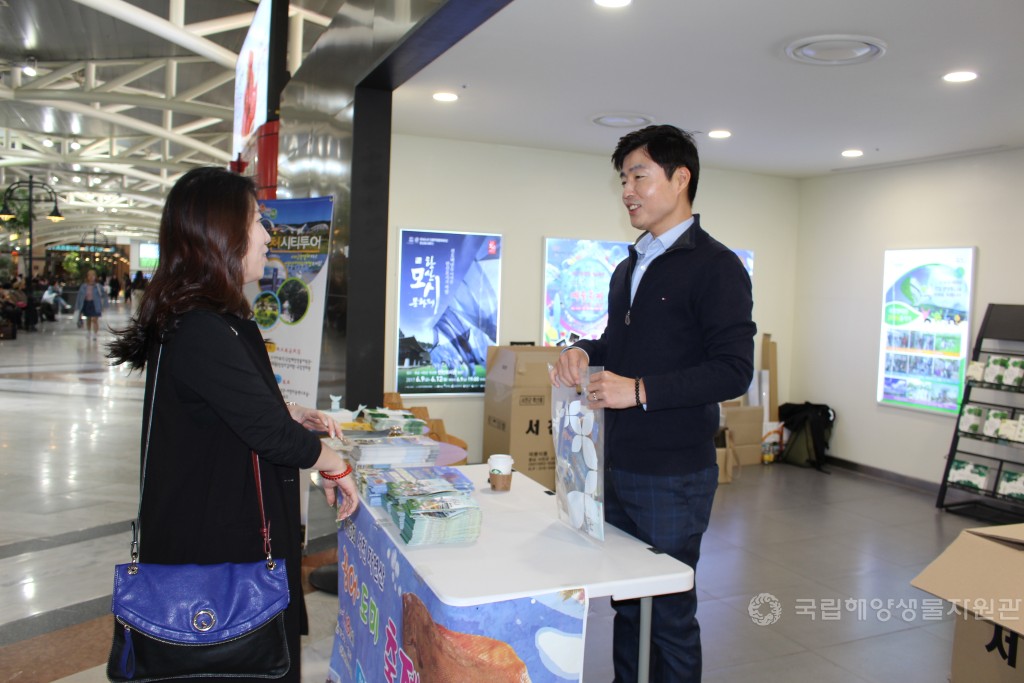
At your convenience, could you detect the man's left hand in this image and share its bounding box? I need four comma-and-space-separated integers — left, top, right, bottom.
586, 370, 643, 410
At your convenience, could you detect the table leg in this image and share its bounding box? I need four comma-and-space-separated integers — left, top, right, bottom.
638, 596, 652, 683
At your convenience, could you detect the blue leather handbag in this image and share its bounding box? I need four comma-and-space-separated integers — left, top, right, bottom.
107, 346, 291, 681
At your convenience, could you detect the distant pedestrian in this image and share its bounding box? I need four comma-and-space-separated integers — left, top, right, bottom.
109, 274, 121, 303
75, 269, 108, 340
123, 274, 132, 305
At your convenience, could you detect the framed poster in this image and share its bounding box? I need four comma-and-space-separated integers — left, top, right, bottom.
542, 238, 754, 346
396, 229, 502, 395
877, 247, 975, 414
543, 238, 630, 346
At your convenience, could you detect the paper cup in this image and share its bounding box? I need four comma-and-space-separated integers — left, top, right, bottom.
490, 473, 512, 491
488, 453, 513, 475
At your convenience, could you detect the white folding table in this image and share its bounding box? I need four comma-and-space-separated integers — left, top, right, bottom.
364, 464, 694, 682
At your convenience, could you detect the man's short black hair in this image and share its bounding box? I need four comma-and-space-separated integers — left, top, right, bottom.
612, 124, 700, 205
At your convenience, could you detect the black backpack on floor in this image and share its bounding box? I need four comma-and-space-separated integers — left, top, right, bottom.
779, 402, 835, 471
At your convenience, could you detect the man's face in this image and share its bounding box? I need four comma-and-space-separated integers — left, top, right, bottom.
619, 147, 690, 236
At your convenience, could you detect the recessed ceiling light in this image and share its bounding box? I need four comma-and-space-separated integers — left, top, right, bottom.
708, 130, 732, 139
72, 176, 82, 183
943, 71, 977, 83
72, 163, 81, 171
592, 113, 653, 128
786, 35, 887, 66
432, 92, 458, 102
43, 138, 54, 147
594, 0, 631, 7
70, 140, 81, 150
22, 57, 37, 78
841, 149, 864, 158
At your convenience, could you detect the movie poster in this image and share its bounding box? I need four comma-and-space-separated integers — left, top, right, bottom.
242, 196, 334, 405
877, 247, 975, 414
396, 230, 502, 395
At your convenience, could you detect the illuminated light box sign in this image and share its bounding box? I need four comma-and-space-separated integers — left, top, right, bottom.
876, 247, 975, 415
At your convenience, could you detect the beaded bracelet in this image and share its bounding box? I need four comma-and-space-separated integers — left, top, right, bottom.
635, 377, 643, 408
319, 463, 353, 481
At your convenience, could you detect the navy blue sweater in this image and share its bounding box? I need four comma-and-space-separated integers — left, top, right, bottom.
573, 215, 756, 475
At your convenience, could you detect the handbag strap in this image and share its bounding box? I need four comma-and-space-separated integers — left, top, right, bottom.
130, 343, 275, 570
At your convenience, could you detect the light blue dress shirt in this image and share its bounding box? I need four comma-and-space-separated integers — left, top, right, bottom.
630, 216, 694, 304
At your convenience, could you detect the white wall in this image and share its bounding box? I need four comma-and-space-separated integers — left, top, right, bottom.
387, 134, 800, 461
794, 148, 1024, 483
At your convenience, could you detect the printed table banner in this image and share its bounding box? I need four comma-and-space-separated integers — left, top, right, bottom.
396, 229, 502, 395
328, 507, 588, 683
876, 247, 975, 415
242, 196, 334, 405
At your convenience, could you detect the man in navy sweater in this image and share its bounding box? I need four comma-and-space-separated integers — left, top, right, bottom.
550, 125, 756, 682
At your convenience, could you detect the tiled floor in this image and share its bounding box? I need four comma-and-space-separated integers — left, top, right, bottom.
0, 302, 985, 682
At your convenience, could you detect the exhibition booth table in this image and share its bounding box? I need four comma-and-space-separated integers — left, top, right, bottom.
327, 464, 693, 683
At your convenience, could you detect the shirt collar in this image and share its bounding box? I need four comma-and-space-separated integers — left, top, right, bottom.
636, 216, 695, 255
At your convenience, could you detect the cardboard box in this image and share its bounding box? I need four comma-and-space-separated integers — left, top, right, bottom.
715, 428, 738, 484
483, 346, 563, 490
723, 405, 764, 446
912, 524, 1024, 682
734, 444, 763, 467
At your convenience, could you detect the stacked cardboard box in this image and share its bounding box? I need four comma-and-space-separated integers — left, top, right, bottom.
912, 524, 1024, 682
723, 403, 764, 466
482, 346, 562, 490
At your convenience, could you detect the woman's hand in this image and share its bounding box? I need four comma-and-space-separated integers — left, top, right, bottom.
288, 403, 340, 437
322, 473, 360, 521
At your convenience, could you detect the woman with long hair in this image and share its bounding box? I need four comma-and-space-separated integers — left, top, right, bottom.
108, 167, 358, 681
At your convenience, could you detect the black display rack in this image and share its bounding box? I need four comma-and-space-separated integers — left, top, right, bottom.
936, 303, 1024, 523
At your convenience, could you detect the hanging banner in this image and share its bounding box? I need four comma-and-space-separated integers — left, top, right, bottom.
243, 196, 334, 405
328, 508, 588, 683
396, 229, 502, 395
542, 238, 754, 346
877, 247, 975, 414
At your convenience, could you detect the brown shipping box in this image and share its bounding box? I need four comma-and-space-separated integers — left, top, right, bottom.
723, 404, 764, 466
715, 428, 737, 484
483, 346, 562, 490
912, 524, 1024, 682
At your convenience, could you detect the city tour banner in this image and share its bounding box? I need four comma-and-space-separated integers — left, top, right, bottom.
327, 506, 588, 683
243, 196, 334, 405
396, 229, 502, 395
876, 247, 975, 415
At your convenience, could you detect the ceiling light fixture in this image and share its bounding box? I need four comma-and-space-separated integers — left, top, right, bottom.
432, 92, 458, 102
841, 149, 864, 158
592, 113, 654, 128
943, 71, 977, 83
22, 57, 38, 78
786, 35, 887, 66
70, 139, 81, 150
708, 130, 732, 139
43, 138, 54, 147
594, 0, 631, 7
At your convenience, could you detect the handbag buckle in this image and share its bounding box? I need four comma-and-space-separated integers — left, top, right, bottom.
192, 609, 217, 632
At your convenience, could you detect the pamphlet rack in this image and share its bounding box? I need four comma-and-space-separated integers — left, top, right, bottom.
936, 303, 1024, 523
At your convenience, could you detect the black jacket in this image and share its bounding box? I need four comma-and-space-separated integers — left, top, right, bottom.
137, 310, 321, 681
574, 215, 756, 475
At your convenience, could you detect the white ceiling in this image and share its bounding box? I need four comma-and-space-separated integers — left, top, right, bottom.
393, 0, 1024, 178
2, 0, 1022, 252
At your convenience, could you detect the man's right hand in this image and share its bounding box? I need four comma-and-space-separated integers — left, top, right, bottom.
549, 347, 589, 388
